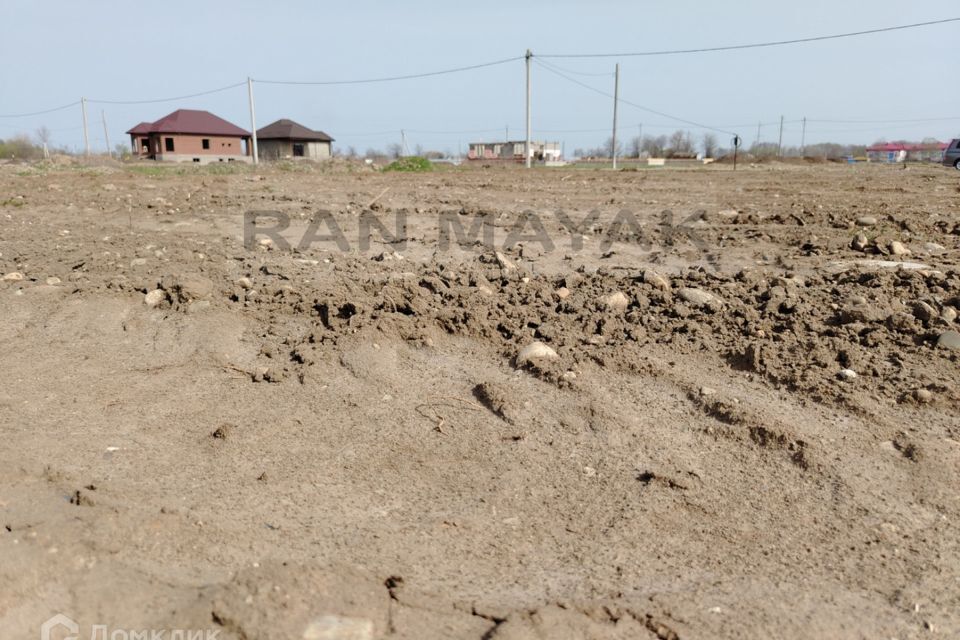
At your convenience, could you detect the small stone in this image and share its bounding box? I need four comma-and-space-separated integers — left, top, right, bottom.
583, 466, 597, 477
699, 387, 717, 396
495, 251, 517, 272
2, 271, 24, 282
168, 275, 213, 302
678, 287, 722, 309
942, 306, 957, 323
913, 388, 934, 403
144, 289, 167, 307
130, 257, 148, 268
850, 233, 869, 252
45, 277, 61, 285
643, 269, 671, 291
302, 615, 374, 640
235, 277, 253, 290
516, 341, 558, 365
561, 370, 577, 381
602, 291, 630, 310
923, 242, 946, 254
855, 216, 877, 227
555, 287, 571, 300
937, 330, 960, 351
838, 369, 857, 381
889, 241, 910, 256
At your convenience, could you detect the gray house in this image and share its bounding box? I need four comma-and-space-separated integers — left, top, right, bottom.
256, 119, 334, 160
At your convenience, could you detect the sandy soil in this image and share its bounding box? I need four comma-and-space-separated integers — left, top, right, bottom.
1, 160, 959, 639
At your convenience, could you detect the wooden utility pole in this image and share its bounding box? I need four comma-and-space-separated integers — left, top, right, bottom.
101, 110, 111, 157
777, 115, 784, 158
611, 63, 620, 170
525, 49, 532, 169
247, 77, 259, 164
81, 98, 90, 157
755, 121, 761, 147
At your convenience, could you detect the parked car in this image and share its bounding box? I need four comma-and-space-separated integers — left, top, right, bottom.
944, 138, 960, 169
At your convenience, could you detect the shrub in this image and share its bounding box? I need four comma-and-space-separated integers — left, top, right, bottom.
383, 156, 433, 172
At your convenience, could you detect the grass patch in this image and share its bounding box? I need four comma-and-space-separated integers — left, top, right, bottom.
383, 156, 433, 172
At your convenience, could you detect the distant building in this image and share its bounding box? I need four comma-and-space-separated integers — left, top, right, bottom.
256, 119, 334, 161
467, 140, 562, 163
865, 141, 947, 163
127, 109, 251, 164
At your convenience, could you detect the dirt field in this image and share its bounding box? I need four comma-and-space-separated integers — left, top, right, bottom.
1, 160, 958, 639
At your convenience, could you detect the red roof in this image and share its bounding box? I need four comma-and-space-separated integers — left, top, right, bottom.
128, 122, 152, 135
125, 109, 249, 137
866, 141, 947, 152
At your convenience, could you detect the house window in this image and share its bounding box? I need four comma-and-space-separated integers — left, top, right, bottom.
202, 139, 210, 150
165, 137, 174, 152
293, 143, 305, 157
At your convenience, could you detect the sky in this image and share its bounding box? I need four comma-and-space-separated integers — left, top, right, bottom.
1, 1, 957, 156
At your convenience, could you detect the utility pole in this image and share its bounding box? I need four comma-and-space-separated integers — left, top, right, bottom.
637, 123, 643, 157
247, 77, 259, 164
611, 62, 620, 170
505, 125, 509, 142
777, 115, 784, 158
101, 110, 111, 157
81, 97, 90, 157
401, 129, 407, 156
755, 121, 761, 147
800, 117, 807, 158
525, 49, 532, 169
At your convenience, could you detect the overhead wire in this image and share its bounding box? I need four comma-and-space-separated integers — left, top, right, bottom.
538, 17, 960, 58
535, 58, 738, 137
254, 56, 523, 85
88, 81, 246, 105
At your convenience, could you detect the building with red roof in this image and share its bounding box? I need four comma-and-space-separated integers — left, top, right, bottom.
865, 141, 947, 163
126, 109, 251, 164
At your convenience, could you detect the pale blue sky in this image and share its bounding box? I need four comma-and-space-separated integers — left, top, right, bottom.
1, 1, 956, 154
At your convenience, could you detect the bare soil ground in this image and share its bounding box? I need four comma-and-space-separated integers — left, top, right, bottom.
1, 160, 959, 639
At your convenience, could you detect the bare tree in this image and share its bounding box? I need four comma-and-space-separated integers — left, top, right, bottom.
641, 135, 667, 157
701, 133, 718, 158
628, 136, 642, 158
603, 137, 623, 159
34, 126, 51, 147
386, 143, 403, 159
667, 130, 695, 157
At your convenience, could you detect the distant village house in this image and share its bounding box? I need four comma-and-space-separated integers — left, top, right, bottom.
127, 109, 252, 164
865, 141, 947, 163
467, 140, 562, 163
256, 119, 334, 161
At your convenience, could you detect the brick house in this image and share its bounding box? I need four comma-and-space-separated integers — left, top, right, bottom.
127, 109, 252, 164
256, 119, 334, 161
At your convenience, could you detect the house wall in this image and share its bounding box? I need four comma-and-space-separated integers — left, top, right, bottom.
258, 139, 332, 161
130, 133, 250, 163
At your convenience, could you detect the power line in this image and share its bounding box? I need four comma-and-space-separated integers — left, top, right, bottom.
535, 59, 737, 136
0, 100, 81, 118
88, 81, 246, 105
808, 116, 960, 124
254, 56, 523, 86
539, 17, 960, 58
